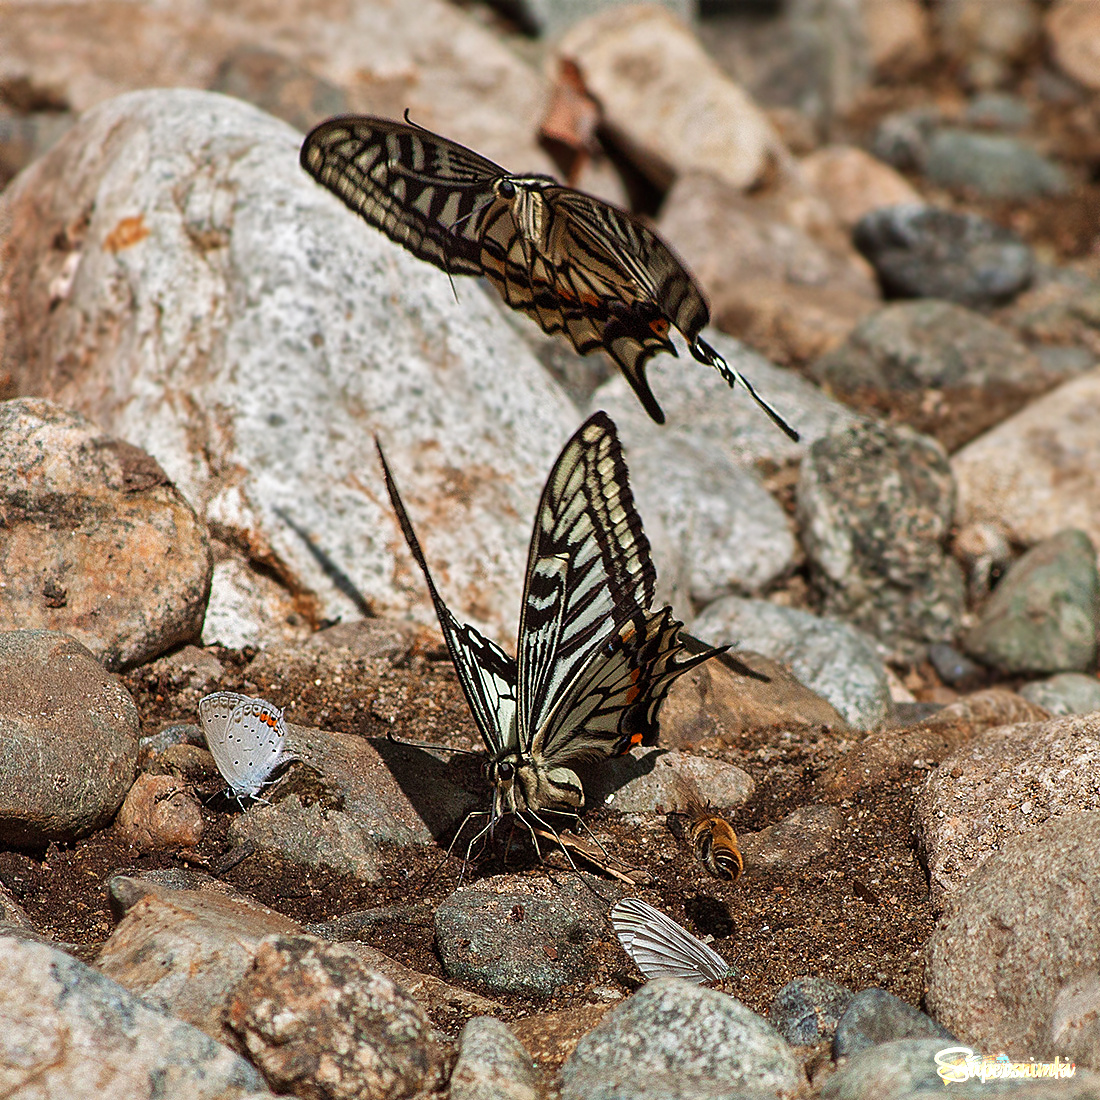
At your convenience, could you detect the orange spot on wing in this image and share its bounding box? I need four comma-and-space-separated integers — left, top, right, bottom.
629, 731, 643, 746
649, 317, 670, 337
103, 214, 150, 253
580, 292, 601, 308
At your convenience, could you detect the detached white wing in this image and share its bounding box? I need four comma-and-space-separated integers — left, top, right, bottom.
610, 898, 734, 984
198, 691, 293, 799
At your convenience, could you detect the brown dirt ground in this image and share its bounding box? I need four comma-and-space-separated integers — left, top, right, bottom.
0, 644, 936, 1048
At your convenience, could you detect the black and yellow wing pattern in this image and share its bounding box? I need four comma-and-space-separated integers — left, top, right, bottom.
302, 114, 797, 438
376, 413, 726, 825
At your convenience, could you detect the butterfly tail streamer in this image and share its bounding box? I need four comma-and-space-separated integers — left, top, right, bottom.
692, 338, 800, 443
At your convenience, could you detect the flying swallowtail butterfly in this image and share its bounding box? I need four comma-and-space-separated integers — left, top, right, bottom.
375, 412, 726, 840
610, 897, 736, 984
301, 113, 798, 440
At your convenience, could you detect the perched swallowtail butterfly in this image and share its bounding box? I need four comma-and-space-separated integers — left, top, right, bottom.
301, 113, 798, 440
670, 774, 744, 883
198, 691, 296, 803
611, 897, 736, 984
375, 412, 725, 837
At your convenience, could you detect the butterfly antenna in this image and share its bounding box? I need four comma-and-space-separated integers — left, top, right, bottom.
692, 338, 800, 443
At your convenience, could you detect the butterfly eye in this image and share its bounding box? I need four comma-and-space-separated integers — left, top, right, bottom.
497, 761, 515, 781
496, 178, 516, 199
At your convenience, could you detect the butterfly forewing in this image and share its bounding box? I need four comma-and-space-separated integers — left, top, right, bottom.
517, 413, 655, 746
301, 115, 504, 276
375, 441, 519, 756
611, 898, 734, 984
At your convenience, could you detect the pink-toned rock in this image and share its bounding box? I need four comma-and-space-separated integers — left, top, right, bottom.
658, 172, 879, 365
1046, 0, 1100, 92
557, 5, 783, 192
114, 774, 204, 852
0, 399, 211, 669
951, 368, 1100, 550
227, 935, 449, 1100
915, 712, 1100, 908
96, 877, 304, 1045
862, 0, 934, 78
0, 0, 553, 172
799, 145, 922, 229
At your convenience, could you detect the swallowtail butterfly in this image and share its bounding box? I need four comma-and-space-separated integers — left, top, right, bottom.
302, 113, 797, 439
375, 412, 726, 835
611, 897, 736, 984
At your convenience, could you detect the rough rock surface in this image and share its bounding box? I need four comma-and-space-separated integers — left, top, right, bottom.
0, 398, 211, 668
0, 631, 139, 846
915, 712, 1100, 906
0, 88, 579, 647
0, 932, 273, 1099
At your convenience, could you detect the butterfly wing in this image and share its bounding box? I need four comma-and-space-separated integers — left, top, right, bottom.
199, 691, 291, 798
516, 413, 726, 770
610, 898, 734, 984
516, 413, 651, 743
537, 605, 723, 769
300, 114, 506, 276
376, 441, 518, 756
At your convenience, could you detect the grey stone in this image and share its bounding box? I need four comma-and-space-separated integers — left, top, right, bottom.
227, 795, 385, 881
740, 804, 843, 872
226, 935, 448, 1100
692, 597, 892, 731
0, 88, 578, 650
584, 747, 754, 814
1048, 973, 1100, 1072
0, 631, 139, 846
925, 812, 1100, 1057
926, 644, 985, 691
626, 432, 797, 609
964, 91, 1031, 131
915, 713, 1100, 907
592, 327, 857, 471
0, 398, 212, 669
833, 988, 955, 1058
797, 420, 965, 663
561, 979, 803, 1100
870, 107, 940, 173
279, 724, 481, 846
435, 876, 607, 997
1020, 673, 1100, 717
769, 976, 854, 1046
0, 933, 272, 1099
450, 1017, 541, 1100
964, 530, 1099, 675
924, 129, 1069, 200
952, 369, 1100, 552
852, 205, 1034, 308
807, 300, 1048, 451
820, 1038, 1093, 1099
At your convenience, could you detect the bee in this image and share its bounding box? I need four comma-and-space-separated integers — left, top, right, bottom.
668, 775, 743, 884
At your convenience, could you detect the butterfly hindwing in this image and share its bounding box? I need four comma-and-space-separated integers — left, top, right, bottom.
375, 441, 518, 756
610, 898, 734, 984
